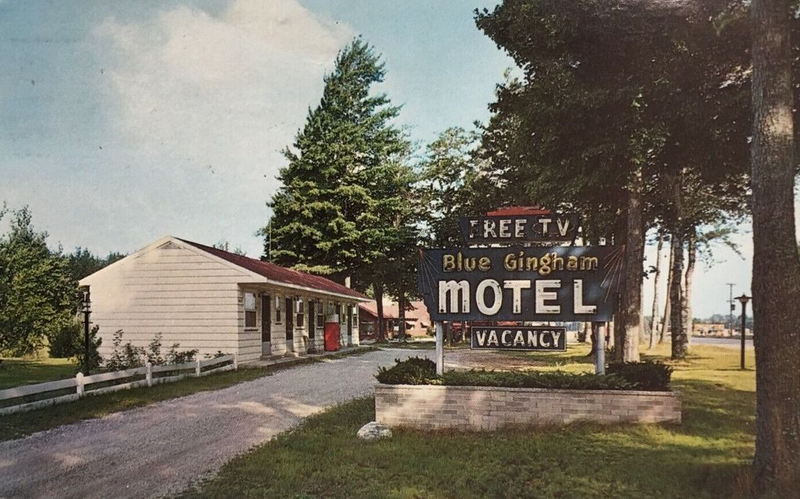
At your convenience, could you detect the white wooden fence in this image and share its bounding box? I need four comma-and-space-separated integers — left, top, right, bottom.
0, 354, 238, 416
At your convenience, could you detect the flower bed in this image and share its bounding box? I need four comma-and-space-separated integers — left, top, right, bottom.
374, 358, 681, 430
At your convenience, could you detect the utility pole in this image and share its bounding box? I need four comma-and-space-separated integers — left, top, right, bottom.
726, 283, 735, 335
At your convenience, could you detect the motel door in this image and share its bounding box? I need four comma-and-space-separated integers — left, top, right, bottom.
285, 297, 294, 348
308, 300, 316, 341
261, 294, 271, 356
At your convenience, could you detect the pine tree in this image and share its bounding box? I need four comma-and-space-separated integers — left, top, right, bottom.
263, 39, 410, 285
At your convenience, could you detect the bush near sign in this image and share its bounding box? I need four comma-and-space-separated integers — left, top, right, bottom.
471, 326, 566, 351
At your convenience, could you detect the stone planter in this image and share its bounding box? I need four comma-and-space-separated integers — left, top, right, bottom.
375, 384, 681, 431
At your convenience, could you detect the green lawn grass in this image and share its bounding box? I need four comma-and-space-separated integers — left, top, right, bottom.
0, 357, 77, 390
0, 348, 377, 442
185, 344, 756, 498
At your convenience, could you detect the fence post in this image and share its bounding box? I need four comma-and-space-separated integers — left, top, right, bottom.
233, 353, 238, 371
195, 358, 201, 377
146, 362, 152, 387
76, 372, 85, 397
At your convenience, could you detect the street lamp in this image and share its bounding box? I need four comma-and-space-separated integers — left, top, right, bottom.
736, 294, 751, 370
79, 287, 91, 374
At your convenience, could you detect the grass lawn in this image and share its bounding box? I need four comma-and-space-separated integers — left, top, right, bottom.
185, 344, 756, 498
0, 357, 77, 390
0, 347, 377, 442
378, 339, 470, 350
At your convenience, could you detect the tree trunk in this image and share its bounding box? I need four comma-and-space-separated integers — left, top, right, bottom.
682, 228, 697, 345
619, 169, 644, 362
375, 284, 386, 342
751, 0, 800, 491
659, 236, 675, 343
585, 322, 597, 357
398, 294, 406, 342
670, 233, 687, 359
648, 234, 664, 349
580, 322, 590, 343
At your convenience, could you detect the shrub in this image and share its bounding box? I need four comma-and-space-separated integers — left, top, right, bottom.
375, 357, 437, 385
607, 361, 672, 391
145, 333, 165, 365
105, 330, 198, 370
166, 343, 198, 364
374, 358, 672, 391
74, 325, 103, 374
48, 321, 81, 358
442, 370, 637, 391
105, 330, 145, 371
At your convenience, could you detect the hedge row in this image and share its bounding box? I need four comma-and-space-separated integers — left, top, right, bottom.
375, 357, 673, 391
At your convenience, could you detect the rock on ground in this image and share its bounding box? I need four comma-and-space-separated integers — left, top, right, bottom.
357, 421, 392, 440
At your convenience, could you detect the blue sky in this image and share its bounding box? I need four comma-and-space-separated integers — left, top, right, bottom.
0, 0, 757, 318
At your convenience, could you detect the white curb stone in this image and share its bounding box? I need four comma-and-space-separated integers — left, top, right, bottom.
357, 421, 392, 440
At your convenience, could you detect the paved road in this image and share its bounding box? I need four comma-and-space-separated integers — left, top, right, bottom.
0, 349, 425, 499
690, 336, 753, 349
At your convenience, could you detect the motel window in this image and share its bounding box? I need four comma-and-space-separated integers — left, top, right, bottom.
244, 292, 256, 328
274, 295, 282, 324
317, 300, 324, 326
296, 297, 304, 328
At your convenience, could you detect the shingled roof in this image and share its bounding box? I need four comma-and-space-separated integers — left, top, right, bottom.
179, 239, 368, 301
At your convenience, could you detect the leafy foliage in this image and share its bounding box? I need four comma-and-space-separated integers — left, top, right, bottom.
65, 247, 125, 283
105, 330, 198, 371
0, 206, 75, 355
48, 320, 82, 358
74, 325, 103, 374
375, 357, 670, 391
375, 357, 437, 385
263, 38, 414, 283
442, 370, 637, 391
416, 127, 483, 247
606, 361, 673, 391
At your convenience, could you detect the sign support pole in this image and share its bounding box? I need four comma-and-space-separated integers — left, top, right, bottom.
594, 321, 605, 375
435, 322, 444, 375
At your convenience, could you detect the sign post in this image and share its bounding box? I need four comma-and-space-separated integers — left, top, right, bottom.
435, 322, 444, 375
594, 322, 605, 375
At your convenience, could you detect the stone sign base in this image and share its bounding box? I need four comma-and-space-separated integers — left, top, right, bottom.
375, 384, 681, 430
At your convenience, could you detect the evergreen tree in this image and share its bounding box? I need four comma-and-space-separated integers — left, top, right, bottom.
417, 127, 483, 247
263, 38, 410, 284
66, 247, 125, 282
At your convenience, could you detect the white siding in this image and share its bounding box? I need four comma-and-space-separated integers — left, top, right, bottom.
85, 244, 246, 361
82, 237, 366, 364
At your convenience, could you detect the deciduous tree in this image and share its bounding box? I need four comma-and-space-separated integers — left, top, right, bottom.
0, 206, 74, 355
750, 0, 800, 490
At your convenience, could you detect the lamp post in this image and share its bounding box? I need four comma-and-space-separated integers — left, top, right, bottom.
736, 294, 751, 370
79, 287, 91, 375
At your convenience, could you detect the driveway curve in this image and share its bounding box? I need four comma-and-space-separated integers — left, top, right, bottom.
0, 349, 426, 499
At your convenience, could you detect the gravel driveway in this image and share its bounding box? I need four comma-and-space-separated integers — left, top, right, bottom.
0, 348, 427, 499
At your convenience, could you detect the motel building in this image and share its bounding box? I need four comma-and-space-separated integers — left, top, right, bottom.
79, 236, 368, 363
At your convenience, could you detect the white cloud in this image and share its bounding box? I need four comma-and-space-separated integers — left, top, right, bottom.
81, 0, 353, 254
